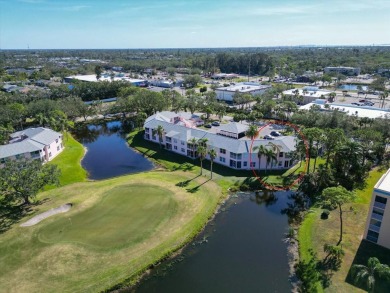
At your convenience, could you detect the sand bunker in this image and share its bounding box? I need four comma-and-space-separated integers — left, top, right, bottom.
21, 203, 72, 227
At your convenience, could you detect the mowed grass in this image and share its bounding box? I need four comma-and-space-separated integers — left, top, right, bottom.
0, 171, 222, 293
48, 132, 87, 186
298, 168, 390, 292
39, 184, 177, 249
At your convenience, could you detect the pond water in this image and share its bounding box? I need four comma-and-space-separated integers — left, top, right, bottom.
73, 121, 154, 180
338, 84, 368, 91
132, 191, 292, 293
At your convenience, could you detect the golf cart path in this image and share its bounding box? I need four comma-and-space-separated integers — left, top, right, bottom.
20, 203, 72, 227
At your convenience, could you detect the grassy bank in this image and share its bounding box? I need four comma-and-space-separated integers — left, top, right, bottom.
0, 171, 222, 293
298, 168, 390, 292
48, 132, 87, 186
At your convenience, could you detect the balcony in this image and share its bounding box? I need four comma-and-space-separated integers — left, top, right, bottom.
371, 213, 383, 221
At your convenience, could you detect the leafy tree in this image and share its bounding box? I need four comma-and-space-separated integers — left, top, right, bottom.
0, 159, 60, 205
246, 124, 258, 139
351, 257, 390, 292
320, 186, 356, 245
296, 250, 321, 293
323, 128, 345, 168
183, 74, 202, 88
265, 147, 277, 173
95, 65, 103, 81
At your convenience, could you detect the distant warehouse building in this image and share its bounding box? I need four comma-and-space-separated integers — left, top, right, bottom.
324, 66, 361, 76
64, 75, 147, 86
283, 86, 332, 105
215, 82, 272, 103
364, 168, 390, 248
148, 79, 174, 88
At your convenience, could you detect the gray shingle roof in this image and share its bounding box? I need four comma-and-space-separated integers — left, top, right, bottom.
219, 122, 248, 134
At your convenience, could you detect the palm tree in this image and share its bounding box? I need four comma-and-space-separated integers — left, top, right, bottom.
208, 148, 217, 179
352, 257, 390, 292
188, 137, 198, 158
246, 124, 258, 140
197, 145, 207, 175
265, 148, 277, 173
379, 90, 388, 109
152, 125, 164, 148
253, 144, 267, 171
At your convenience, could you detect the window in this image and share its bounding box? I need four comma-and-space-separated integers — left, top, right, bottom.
374, 196, 387, 209
250, 162, 255, 168
243, 162, 247, 167
56, 139, 58, 143
181, 141, 185, 145
237, 161, 241, 168
237, 154, 242, 160
0, 158, 5, 164
181, 148, 185, 152
15, 154, 23, 159
48, 145, 50, 149
220, 148, 226, 154
219, 157, 226, 163
230, 152, 237, 159
375, 196, 387, 205
174, 146, 177, 150
173, 139, 177, 143
145, 128, 150, 132
146, 134, 150, 139
229, 160, 237, 168
279, 152, 284, 157
166, 137, 172, 143
278, 161, 283, 166
372, 208, 384, 221
57, 146, 60, 151
367, 230, 379, 243
49, 152, 52, 157
284, 161, 289, 168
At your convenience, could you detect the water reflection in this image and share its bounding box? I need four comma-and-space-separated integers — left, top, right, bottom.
133, 191, 292, 293
74, 120, 154, 180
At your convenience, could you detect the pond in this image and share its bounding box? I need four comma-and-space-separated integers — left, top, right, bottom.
132, 190, 292, 293
73, 121, 154, 180
338, 84, 368, 91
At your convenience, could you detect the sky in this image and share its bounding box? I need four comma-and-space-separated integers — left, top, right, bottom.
1, 0, 390, 49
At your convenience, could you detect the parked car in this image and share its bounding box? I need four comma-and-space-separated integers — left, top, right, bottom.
359, 99, 367, 103
204, 124, 212, 128
264, 135, 275, 140
211, 121, 220, 126
270, 131, 282, 137
351, 102, 362, 106
364, 102, 374, 106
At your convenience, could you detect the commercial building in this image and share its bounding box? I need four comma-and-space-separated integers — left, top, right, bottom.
144, 111, 296, 170
364, 168, 390, 248
0, 127, 64, 165
148, 79, 174, 88
324, 66, 361, 76
282, 86, 332, 105
299, 100, 390, 119
64, 74, 146, 86
215, 82, 272, 103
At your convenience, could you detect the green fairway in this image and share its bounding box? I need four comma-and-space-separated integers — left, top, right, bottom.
39, 184, 177, 249
0, 171, 222, 293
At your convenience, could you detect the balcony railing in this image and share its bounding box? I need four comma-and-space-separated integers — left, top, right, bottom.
369, 225, 381, 233
371, 213, 383, 221
374, 202, 386, 210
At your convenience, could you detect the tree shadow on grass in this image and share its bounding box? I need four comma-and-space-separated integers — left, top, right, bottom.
345, 240, 390, 292
186, 179, 211, 193
0, 198, 50, 234
176, 174, 201, 187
